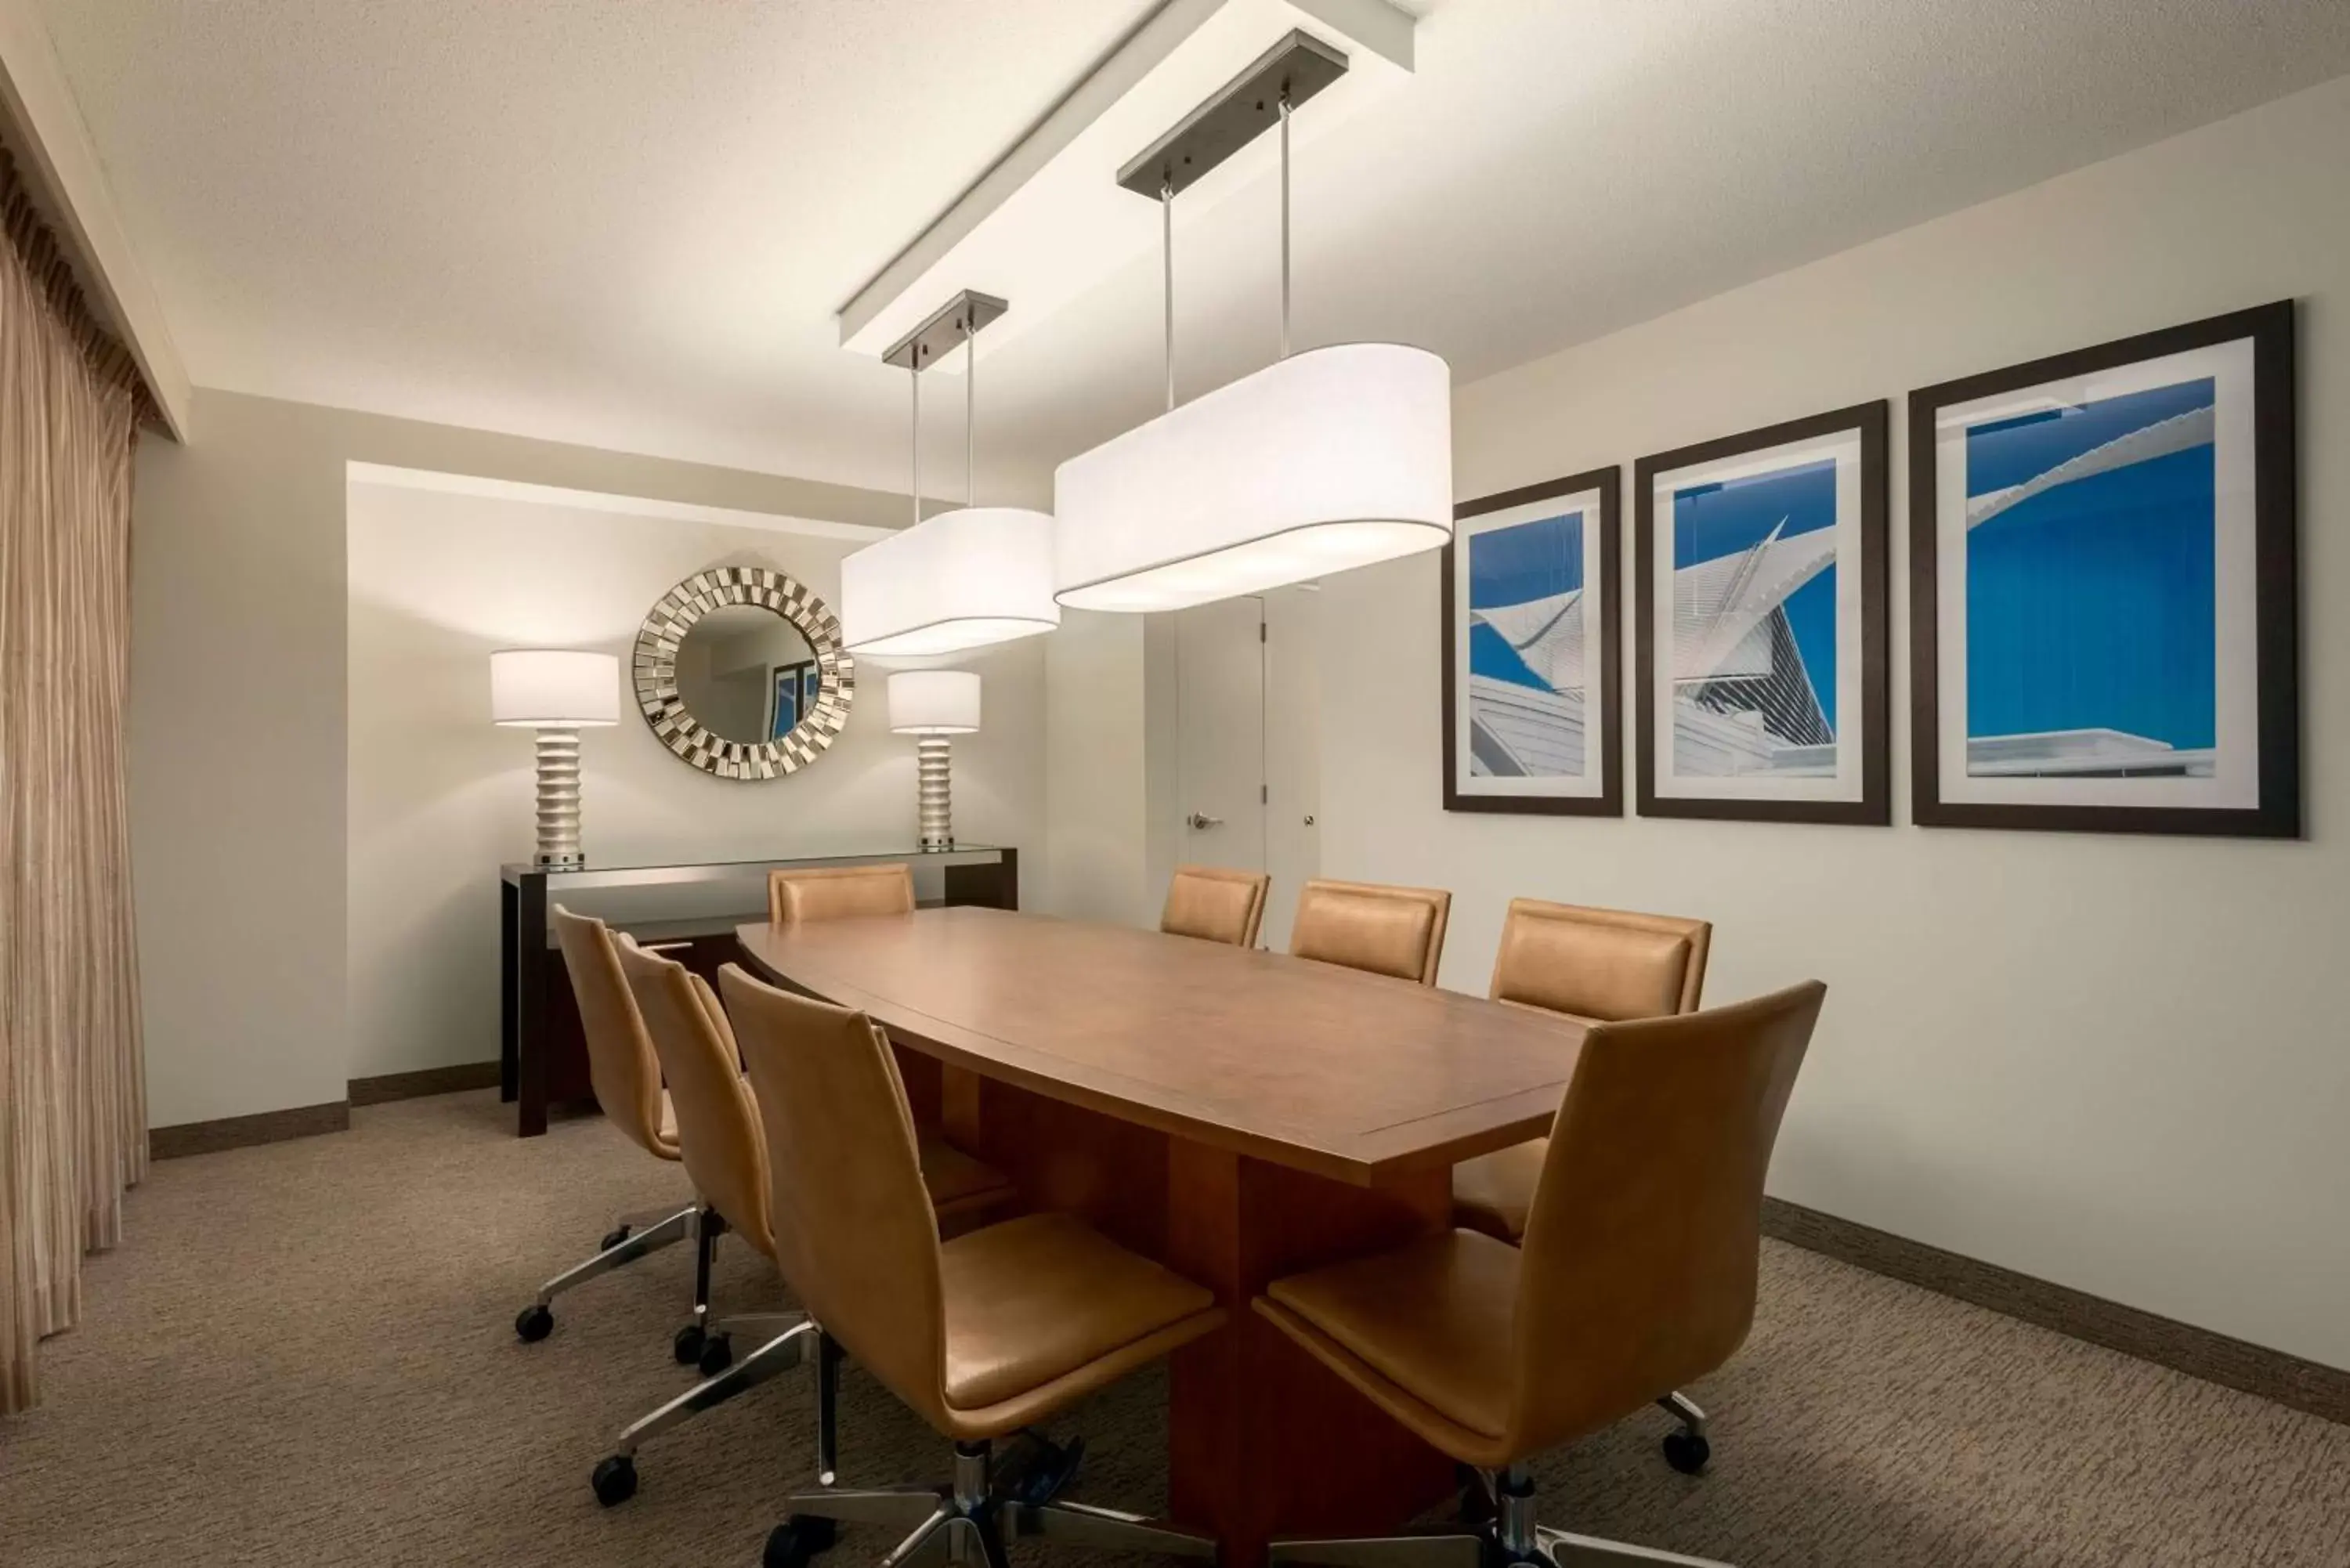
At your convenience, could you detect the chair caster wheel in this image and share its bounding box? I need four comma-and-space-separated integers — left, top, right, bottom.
600, 1224, 632, 1252
1662, 1430, 1711, 1475
514, 1304, 553, 1342
765, 1514, 837, 1568
591, 1454, 637, 1506
673, 1324, 707, 1365
698, 1332, 735, 1376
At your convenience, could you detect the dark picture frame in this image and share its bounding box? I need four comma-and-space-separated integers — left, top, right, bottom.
1634, 402, 1890, 825
1908, 301, 2298, 838
1441, 468, 1622, 815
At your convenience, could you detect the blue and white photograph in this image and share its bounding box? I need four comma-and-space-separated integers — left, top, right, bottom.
1446, 474, 1617, 813
1668, 457, 1841, 780
1918, 313, 2290, 833
769, 662, 804, 739
1960, 378, 2218, 781
1639, 410, 1880, 821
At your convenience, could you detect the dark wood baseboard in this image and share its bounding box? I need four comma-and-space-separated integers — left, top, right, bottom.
349, 1060, 501, 1107
1762, 1196, 2350, 1428
150, 1064, 504, 1160
150, 1100, 349, 1161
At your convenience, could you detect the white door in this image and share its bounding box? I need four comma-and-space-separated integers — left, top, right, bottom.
1261, 587, 1321, 952
1177, 596, 1267, 882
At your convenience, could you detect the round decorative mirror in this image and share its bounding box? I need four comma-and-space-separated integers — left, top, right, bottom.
633, 566, 854, 779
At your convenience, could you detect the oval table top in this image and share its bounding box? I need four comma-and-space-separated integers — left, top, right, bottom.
734, 906, 1585, 1187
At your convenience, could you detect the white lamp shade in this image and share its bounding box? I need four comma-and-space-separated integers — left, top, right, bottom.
888, 670, 982, 735
842, 506, 1061, 656
1053, 342, 1453, 612
490, 649, 620, 727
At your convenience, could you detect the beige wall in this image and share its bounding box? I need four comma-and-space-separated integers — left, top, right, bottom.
345, 475, 1043, 1082
130, 390, 909, 1128
1039, 610, 1154, 927
1315, 76, 2350, 1369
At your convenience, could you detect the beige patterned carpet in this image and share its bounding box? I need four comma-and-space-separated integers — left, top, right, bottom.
2, 1089, 2345, 1567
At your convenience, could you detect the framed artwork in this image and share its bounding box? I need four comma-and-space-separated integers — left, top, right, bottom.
1910, 301, 2298, 836
769, 660, 812, 739
1634, 403, 1889, 824
1442, 468, 1621, 815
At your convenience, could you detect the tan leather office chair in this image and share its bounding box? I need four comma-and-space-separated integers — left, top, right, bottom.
1257, 981, 1825, 1568
766, 860, 1018, 1229
1453, 899, 1713, 1246
512, 906, 702, 1349
1160, 865, 1272, 948
1289, 877, 1452, 985
721, 963, 1227, 1568
589, 940, 1020, 1508
769, 862, 916, 925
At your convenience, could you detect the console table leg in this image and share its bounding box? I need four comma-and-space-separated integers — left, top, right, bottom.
515, 872, 549, 1137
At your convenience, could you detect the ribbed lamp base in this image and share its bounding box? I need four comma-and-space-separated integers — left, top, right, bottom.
916, 735, 953, 852
533, 727, 584, 869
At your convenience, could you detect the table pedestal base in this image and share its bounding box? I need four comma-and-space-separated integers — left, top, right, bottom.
911, 1060, 1459, 1568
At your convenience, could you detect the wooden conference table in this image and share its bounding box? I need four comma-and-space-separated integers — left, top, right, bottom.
735, 906, 1589, 1568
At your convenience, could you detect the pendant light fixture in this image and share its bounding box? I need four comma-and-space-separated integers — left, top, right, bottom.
842, 291, 1061, 656
1053, 31, 1452, 614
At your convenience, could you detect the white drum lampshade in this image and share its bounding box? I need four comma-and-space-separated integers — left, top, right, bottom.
888, 670, 980, 851
1053, 343, 1453, 612
887, 670, 982, 734
842, 508, 1060, 656
490, 649, 621, 728
490, 650, 619, 869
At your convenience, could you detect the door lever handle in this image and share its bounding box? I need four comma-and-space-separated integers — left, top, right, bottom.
1185, 812, 1224, 830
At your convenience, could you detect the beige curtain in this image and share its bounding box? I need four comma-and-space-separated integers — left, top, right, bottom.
0, 147, 150, 1415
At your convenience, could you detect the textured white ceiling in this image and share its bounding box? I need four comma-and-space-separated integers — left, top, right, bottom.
37, 0, 2350, 504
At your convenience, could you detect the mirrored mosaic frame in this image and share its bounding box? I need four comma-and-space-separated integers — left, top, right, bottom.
633, 566, 855, 780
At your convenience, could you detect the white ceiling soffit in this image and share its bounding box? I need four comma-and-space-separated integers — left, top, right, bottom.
344, 462, 891, 543
837, 0, 1416, 367
0, 0, 189, 436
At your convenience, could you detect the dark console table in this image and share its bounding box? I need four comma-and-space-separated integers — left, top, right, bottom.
499, 847, 1016, 1136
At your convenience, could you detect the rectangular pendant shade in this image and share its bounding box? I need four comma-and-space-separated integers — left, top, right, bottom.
1053, 342, 1452, 612
842, 506, 1061, 656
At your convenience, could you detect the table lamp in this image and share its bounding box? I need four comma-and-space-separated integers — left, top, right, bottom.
491, 649, 620, 869
888, 670, 980, 851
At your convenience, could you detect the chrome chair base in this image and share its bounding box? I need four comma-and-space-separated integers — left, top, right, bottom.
513, 1201, 702, 1342
769, 1435, 1213, 1568
591, 1315, 815, 1506
1270, 1465, 1731, 1568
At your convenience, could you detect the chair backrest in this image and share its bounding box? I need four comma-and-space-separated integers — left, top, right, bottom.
720, 962, 948, 1425
1289, 878, 1451, 985
1509, 981, 1824, 1455
768, 863, 916, 925
1160, 865, 1271, 948
616, 940, 772, 1257
1488, 898, 1711, 1022
549, 906, 672, 1158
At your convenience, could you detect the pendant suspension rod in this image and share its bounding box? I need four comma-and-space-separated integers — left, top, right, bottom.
965, 316, 977, 508
1162, 179, 1176, 412
1279, 89, 1292, 360
909, 362, 920, 526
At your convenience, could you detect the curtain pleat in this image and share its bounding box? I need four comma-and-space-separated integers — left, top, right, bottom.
0, 146, 149, 1415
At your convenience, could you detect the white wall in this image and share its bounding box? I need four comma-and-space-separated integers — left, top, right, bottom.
1039, 610, 1154, 927
345, 477, 1044, 1080
1315, 75, 2350, 1370
131, 390, 910, 1128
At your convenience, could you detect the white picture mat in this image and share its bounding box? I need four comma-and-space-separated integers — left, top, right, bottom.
1649, 429, 1866, 803
1452, 488, 1606, 797
1933, 338, 2259, 810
